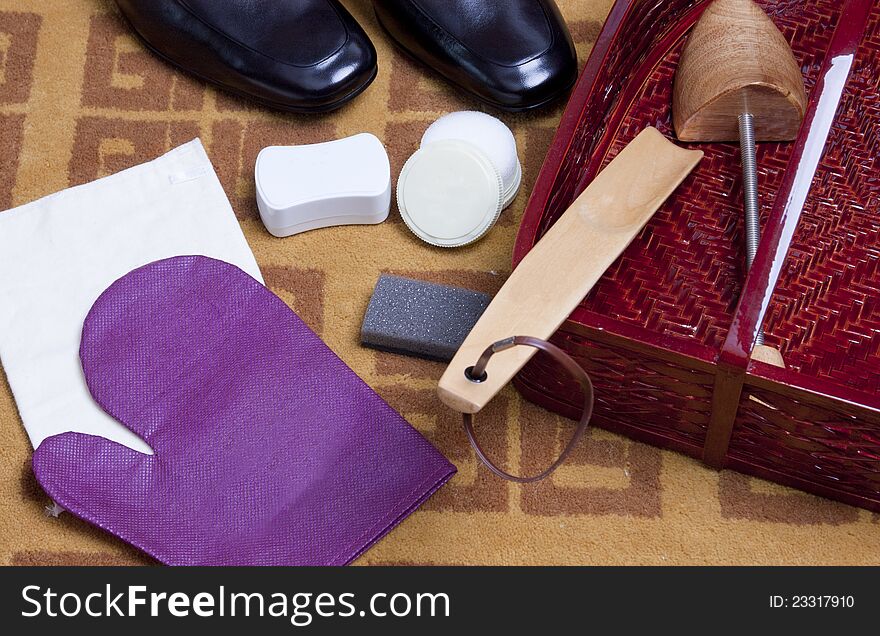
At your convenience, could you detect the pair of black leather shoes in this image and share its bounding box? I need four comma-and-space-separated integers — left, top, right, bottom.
115, 0, 578, 113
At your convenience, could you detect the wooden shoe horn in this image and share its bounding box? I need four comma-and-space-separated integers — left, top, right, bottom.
438, 127, 703, 481
673, 0, 807, 367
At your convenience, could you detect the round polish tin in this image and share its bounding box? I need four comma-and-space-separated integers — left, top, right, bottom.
397, 140, 504, 248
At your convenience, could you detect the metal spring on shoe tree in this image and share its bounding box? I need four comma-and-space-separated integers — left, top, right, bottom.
738, 112, 765, 347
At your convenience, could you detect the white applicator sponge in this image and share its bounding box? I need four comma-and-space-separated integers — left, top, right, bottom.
421, 111, 521, 208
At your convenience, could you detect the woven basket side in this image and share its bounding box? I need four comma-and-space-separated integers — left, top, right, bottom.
514, 0, 879, 511
726, 382, 880, 509
515, 327, 715, 455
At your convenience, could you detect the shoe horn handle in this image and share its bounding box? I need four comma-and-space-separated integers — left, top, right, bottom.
438, 127, 703, 414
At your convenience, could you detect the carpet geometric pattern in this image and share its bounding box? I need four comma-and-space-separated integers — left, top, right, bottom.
1, 0, 878, 565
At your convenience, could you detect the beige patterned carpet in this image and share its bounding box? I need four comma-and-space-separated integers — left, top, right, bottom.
1, 0, 879, 566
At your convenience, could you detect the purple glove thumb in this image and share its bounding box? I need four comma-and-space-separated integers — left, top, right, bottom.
33, 256, 455, 565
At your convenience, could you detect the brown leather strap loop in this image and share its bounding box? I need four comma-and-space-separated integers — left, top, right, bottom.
462, 336, 594, 483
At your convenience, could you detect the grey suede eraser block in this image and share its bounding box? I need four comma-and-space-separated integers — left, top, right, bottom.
361, 274, 491, 362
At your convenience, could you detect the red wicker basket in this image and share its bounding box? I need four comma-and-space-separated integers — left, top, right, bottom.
513, 0, 880, 510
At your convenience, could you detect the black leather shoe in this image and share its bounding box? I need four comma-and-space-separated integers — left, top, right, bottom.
115, 0, 377, 113
373, 0, 577, 111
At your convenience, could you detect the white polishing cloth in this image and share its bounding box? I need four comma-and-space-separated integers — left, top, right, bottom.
0, 139, 262, 453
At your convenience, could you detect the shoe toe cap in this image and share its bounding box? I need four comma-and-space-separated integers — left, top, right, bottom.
269, 31, 378, 110
485, 44, 578, 111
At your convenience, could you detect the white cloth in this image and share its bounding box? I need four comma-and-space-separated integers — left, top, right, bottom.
0, 139, 262, 453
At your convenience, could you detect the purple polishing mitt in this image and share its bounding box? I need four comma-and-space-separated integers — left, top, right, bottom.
32, 256, 455, 565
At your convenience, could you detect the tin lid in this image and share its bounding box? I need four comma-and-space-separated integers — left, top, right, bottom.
397, 140, 504, 248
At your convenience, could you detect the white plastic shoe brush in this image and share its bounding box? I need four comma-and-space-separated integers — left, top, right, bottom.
255, 133, 391, 237
398, 111, 521, 248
